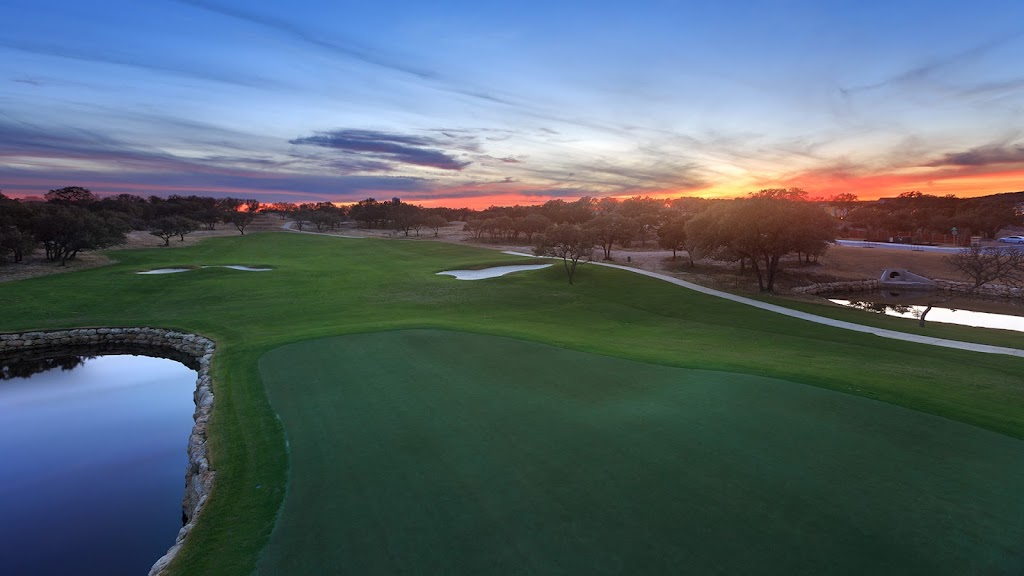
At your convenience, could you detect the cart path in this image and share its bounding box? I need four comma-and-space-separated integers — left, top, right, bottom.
502, 251, 1024, 358
280, 223, 1023, 358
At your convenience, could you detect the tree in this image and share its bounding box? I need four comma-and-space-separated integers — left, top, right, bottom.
463, 219, 486, 240
828, 193, 859, 220
149, 216, 200, 246
945, 245, 1024, 291
222, 199, 260, 235
915, 246, 1024, 327
534, 224, 594, 284
149, 218, 180, 246
0, 225, 35, 263
791, 204, 837, 262
584, 214, 637, 260
32, 205, 128, 265
685, 196, 837, 292
749, 188, 809, 201
309, 210, 341, 232
0, 195, 36, 263
390, 203, 423, 236
956, 197, 1020, 239
45, 186, 98, 205
175, 217, 200, 241
619, 196, 666, 246
658, 215, 691, 262
515, 214, 551, 243
349, 198, 387, 228
424, 214, 448, 237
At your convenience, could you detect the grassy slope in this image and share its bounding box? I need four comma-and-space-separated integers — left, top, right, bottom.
0, 232, 1022, 575
257, 331, 1024, 575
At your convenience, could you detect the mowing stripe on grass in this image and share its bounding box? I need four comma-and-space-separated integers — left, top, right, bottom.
257, 330, 1024, 575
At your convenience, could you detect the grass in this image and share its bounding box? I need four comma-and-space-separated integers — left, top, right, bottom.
1, 232, 1022, 575
256, 330, 1024, 575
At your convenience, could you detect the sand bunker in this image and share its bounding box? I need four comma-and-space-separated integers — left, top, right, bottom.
137, 268, 192, 275
201, 265, 272, 271
436, 264, 552, 280
138, 265, 272, 275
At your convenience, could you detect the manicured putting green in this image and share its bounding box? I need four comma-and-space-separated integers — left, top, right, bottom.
257, 330, 1024, 575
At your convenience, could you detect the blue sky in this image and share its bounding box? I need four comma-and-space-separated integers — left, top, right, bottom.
2, 0, 1023, 207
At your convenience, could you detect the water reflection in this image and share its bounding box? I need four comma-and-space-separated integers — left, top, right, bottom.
830, 299, 1024, 332
840, 300, 915, 315
0, 354, 196, 576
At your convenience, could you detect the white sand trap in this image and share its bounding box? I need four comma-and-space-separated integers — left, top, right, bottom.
201, 265, 272, 271
436, 264, 552, 280
138, 265, 271, 275
137, 268, 192, 275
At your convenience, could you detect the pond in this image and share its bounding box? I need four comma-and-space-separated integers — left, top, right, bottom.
0, 353, 197, 575
829, 296, 1024, 333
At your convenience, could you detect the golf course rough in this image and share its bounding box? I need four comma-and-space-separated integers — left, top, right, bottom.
256, 330, 1024, 575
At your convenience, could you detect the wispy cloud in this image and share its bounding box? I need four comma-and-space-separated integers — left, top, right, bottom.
926, 142, 1024, 167
11, 76, 46, 86
289, 129, 471, 171
840, 31, 1024, 95
171, 0, 438, 81
0, 39, 273, 88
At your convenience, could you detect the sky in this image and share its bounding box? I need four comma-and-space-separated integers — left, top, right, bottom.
1, 0, 1023, 209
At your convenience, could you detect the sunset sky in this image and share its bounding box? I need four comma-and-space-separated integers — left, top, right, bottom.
2, 0, 1023, 209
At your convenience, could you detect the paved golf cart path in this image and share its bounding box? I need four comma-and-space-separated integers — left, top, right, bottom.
507, 251, 1024, 358
280, 223, 1023, 358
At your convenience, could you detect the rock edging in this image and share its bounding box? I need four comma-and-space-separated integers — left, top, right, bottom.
790, 279, 879, 295
791, 278, 1023, 299
0, 327, 216, 576
933, 279, 1024, 299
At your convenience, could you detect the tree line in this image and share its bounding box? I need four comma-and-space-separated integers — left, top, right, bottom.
843, 190, 1021, 242
526, 190, 837, 290
4, 185, 1019, 292
0, 187, 262, 265
264, 198, 462, 238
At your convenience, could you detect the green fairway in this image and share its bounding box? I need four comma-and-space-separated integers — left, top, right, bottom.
1, 232, 1022, 575
257, 330, 1024, 575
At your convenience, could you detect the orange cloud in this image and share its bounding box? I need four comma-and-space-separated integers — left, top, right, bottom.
775, 166, 1024, 200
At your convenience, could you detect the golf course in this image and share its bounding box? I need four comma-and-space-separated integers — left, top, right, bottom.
3, 231, 1023, 574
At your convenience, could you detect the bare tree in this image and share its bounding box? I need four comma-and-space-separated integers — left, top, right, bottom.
916, 246, 1024, 326
944, 245, 1024, 290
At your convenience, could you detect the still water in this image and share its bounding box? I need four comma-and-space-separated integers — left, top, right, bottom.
829, 299, 1024, 333
0, 354, 197, 575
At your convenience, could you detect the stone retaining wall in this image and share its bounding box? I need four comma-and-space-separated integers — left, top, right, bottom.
791, 278, 1023, 299
0, 327, 216, 576
933, 279, 1024, 299
790, 279, 879, 295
